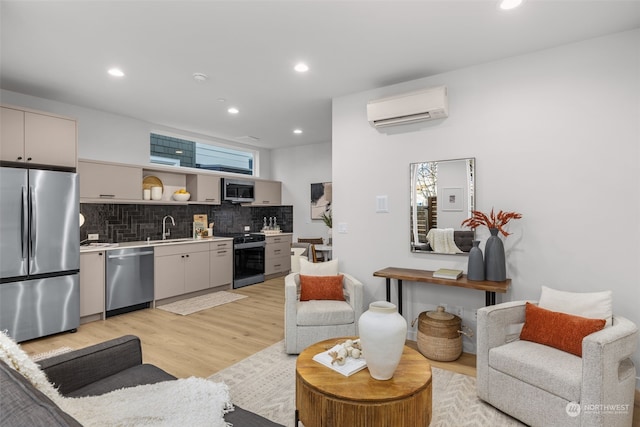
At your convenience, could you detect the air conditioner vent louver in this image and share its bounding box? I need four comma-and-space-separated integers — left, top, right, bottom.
367, 86, 448, 129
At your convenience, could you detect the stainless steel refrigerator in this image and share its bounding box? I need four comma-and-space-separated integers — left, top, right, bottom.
0, 166, 80, 342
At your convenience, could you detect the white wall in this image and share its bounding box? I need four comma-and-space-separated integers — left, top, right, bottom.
271, 142, 332, 240
332, 28, 640, 383
0, 90, 273, 179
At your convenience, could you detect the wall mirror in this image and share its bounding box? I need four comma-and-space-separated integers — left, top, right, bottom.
410, 158, 475, 254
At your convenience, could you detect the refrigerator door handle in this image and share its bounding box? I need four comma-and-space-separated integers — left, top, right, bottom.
21, 186, 28, 260
29, 185, 36, 258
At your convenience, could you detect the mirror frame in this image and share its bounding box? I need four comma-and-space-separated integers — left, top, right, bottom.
410, 158, 475, 254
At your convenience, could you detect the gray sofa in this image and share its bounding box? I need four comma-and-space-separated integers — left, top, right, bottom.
0, 335, 283, 427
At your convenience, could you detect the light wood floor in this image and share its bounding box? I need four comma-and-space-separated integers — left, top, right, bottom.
20, 276, 474, 379
19, 276, 639, 426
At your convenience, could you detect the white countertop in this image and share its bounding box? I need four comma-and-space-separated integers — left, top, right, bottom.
80, 236, 233, 253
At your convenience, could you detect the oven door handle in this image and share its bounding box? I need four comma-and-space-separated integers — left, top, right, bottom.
235, 241, 266, 250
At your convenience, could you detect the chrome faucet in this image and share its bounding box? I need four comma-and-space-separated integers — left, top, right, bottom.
162, 215, 175, 240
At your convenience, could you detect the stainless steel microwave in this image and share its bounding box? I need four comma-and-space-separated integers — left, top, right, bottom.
222, 178, 255, 203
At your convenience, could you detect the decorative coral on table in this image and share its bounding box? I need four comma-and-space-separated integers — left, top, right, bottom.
461, 208, 522, 237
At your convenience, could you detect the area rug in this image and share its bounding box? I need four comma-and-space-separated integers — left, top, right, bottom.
31, 346, 74, 362
208, 340, 525, 427
157, 291, 247, 315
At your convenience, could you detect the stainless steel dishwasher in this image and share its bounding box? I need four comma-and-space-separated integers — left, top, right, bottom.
106, 247, 154, 316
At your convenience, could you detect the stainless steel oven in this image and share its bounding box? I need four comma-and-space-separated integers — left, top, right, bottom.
231, 234, 265, 288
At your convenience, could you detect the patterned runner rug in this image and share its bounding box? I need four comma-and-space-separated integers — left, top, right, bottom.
157, 291, 247, 315
208, 340, 525, 427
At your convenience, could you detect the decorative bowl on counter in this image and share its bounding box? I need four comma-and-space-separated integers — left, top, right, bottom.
172, 192, 191, 201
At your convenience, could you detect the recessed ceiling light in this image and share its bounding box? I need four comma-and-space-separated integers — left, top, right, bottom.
293, 129, 303, 134
294, 63, 309, 73
499, 0, 523, 10
228, 107, 239, 114
193, 72, 209, 82
108, 68, 125, 77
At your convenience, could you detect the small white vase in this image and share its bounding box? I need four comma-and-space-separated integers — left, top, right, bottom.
358, 301, 407, 380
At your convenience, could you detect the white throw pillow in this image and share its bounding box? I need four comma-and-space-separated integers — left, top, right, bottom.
538, 285, 613, 326
299, 258, 339, 276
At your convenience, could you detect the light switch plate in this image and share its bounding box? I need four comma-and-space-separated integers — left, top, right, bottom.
376, 195, 389, 213
337, 222, 348, 233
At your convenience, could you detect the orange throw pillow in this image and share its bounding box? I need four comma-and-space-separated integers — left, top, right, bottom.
299, 275, 345, 301
519, 302, 605, 357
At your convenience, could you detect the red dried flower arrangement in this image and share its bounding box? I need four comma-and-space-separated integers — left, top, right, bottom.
461, 209, 522, 237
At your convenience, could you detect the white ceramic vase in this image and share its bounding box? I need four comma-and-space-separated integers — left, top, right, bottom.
358, 301, 407, 380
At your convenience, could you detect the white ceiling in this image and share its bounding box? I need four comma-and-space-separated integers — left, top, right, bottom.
2, 1, 639, 149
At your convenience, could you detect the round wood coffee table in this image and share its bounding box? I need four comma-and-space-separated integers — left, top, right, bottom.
295, 337, 432, 427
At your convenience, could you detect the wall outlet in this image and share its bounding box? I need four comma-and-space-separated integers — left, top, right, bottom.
244, 225, 250, 231
473, 309, 478, 321
88, 233, 99, 241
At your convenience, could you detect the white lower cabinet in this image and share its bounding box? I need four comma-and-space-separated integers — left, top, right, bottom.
154, 243, 210, 300
79, 251, 105, 319
209, 240, 233, 288
265, 234, 292, 276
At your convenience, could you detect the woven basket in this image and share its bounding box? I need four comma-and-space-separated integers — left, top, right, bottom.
417, 306, 462, 361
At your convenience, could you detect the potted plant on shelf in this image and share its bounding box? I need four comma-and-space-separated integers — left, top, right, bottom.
461, 209, 522, 282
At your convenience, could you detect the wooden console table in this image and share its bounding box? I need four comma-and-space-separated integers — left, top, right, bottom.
373, 267, 511, 315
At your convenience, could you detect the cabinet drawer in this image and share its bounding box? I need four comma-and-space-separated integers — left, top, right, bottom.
266, 235, 292, 245
209, 240, 232, 251
266, 241, 290, 259
154, 242, 209, 257
265, 255, 291, 275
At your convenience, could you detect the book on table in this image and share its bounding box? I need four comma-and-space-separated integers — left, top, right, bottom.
312, 344, 367, 377
433, 268, 463, 280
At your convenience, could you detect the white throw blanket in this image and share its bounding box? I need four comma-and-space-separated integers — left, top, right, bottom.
426, 228, 463, 254
0, 330, 233, 427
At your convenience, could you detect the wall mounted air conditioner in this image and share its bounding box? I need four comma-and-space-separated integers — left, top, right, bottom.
367, 86, 448, 129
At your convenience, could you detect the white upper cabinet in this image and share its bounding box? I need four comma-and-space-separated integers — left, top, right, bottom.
1, 106, 77, 168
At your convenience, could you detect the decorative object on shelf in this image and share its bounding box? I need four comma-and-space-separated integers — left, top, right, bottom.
467, 240, 485, 281
143, 189, 151, 200
461, 209, 522, 282
172, 188, 190, 201
151, 186, 163, 200
358, 301, 407, 380
142, 175, 163, 192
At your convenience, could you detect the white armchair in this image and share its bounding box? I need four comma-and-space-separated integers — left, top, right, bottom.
477, 301, 638, 427
284, 272, 363, 354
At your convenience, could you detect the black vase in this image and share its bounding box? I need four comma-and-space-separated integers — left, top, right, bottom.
484, 228, 506, 281
467, 240, 485, 281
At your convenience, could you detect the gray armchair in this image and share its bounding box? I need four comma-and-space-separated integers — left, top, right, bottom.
284, 272, 363, 354
477, 301, 638, 427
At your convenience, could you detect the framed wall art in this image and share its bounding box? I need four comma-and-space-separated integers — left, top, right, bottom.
311, 182, 332, 219
441, 187, 463, 211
